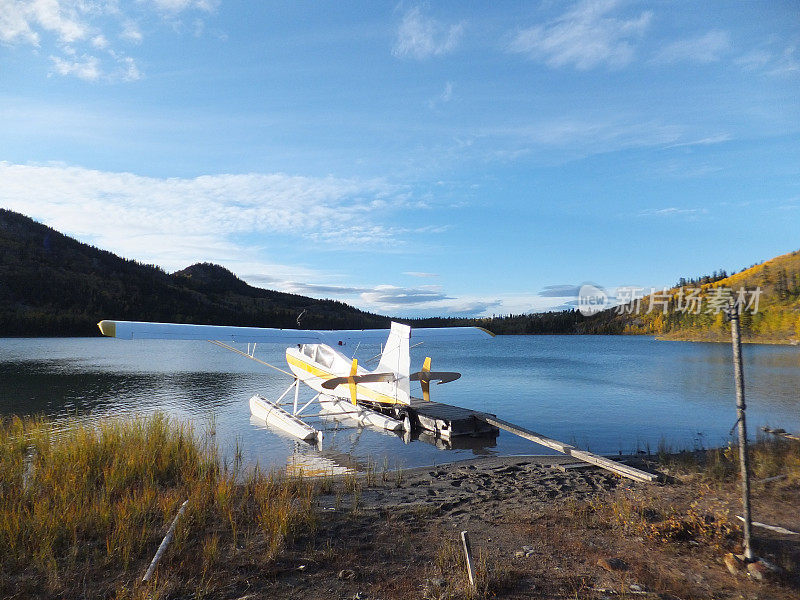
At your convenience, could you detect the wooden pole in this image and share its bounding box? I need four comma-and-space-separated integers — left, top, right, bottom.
480, 415, 658, 483
460, 530, 476, 587
729, 304, 754, 561
142, 499, 189, 583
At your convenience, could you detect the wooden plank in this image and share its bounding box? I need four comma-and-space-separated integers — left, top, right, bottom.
480, 415, 658, 483
761, 426, 800, 442
736, 516, 798, 535
460, 531, 476, 587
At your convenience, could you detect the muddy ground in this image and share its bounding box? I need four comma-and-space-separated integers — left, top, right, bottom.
217, 454, 800, 600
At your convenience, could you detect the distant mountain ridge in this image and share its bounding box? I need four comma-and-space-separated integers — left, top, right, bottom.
0, 209, 390, 336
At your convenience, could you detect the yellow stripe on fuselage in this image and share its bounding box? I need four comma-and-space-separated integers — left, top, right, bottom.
285, 353, 401, 405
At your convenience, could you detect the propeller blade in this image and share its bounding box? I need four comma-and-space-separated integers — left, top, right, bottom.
410, 371, 462, 385
349, 358, 358, 405
421, 357, 431, 402
321, 372, 397, 389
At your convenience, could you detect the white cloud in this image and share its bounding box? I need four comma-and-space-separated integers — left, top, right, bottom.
120, 19, 143, 43
0, 0, 217, 81
508, 0, 651, 70
653, 30, 732, 64
0, 0, 40, 44
50, 54, 100, 80
392, 6, 464, 59
0, 161, 411, 273
118, 55, 142, 80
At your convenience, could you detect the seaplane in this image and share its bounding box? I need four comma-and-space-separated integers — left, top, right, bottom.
97, 320, 496, 444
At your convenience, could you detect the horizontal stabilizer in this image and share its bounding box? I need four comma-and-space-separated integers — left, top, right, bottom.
321, 373, 397, 389
410, 371, 461, 385
97, 320, 493, 344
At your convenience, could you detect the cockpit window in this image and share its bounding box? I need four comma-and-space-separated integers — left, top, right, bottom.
316, 345, 334, 368
303, 344, 315, 358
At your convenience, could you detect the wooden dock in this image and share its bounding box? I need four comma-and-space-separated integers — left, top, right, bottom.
407, 399, 498, 439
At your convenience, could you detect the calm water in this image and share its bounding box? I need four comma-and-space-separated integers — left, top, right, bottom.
2, 336, 799, 473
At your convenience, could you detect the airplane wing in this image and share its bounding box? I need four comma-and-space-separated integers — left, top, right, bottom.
97, 320, 494, 344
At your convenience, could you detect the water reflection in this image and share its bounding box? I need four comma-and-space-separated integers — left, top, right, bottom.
2, 336, 800, 471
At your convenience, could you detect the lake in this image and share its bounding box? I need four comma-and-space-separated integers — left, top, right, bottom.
2, 335, 799, 473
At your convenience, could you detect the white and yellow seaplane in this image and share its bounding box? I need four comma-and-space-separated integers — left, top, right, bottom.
97, 320, 493, 444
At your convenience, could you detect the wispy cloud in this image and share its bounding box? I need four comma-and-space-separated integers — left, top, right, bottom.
150, 0, 219, 13
508, 0, 651, 70
653, 30, 732, 64
485, 117, 683, 160
49, 54, 100, 81
665, 134, 731, 149
428, 81, 454, 109
404, 272, 439, 278
538, 284, 581, 297
0, 0, 218, 81
638, 207, 708, 218
0, 161, 414, 273
736, 44, 800, 76
361, 284, 451, 306
392, 6, 464, 59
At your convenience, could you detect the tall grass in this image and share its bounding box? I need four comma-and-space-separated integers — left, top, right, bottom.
0, 413, 317, 598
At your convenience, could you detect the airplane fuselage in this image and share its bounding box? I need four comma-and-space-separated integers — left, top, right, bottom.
285, 344, 408, 405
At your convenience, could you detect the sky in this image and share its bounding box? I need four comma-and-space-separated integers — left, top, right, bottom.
1, 1, 799, 317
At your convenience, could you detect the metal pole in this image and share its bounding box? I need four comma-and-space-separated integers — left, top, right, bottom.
729, 303, 754, 561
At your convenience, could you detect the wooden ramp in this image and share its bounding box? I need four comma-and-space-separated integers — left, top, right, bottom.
402, 399, 658, 483
481, 415, 659, 483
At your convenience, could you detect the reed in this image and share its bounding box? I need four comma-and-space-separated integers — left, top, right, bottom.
0, 413, 317, 599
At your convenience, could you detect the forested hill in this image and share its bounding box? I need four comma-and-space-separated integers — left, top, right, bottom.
0, 209, 390, 336
580, 249, 800, 344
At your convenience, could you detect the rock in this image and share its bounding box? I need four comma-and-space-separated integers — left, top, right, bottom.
747, 561, 769, 581
629, 583, 645, 592
597, 557, 628, 572
338, 569, 357, 580
747, 559, 781, 581
724, 552, 746, 576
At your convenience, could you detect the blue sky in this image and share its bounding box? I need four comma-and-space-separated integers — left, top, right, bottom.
1, 1, 799, 317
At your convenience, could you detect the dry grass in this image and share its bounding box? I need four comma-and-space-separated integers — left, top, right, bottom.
0, 413, 318, 599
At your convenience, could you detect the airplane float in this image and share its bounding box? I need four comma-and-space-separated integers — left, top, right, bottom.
97, 320, 494, 444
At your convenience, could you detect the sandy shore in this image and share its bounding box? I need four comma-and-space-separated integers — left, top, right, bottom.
322, 454, 634, 519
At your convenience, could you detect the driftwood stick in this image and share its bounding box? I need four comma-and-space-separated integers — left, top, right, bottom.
142, 499, 189, 583
736, 515, 799, 536
460, 530, 476, 587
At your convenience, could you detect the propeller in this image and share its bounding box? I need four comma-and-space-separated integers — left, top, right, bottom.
410, 356, 461, 402
321, 360, 397, 405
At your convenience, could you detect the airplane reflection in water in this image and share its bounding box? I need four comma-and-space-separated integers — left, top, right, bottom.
249, 413, 498, 477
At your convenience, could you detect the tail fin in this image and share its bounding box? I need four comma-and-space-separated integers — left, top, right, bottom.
377, 322, 411, 405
